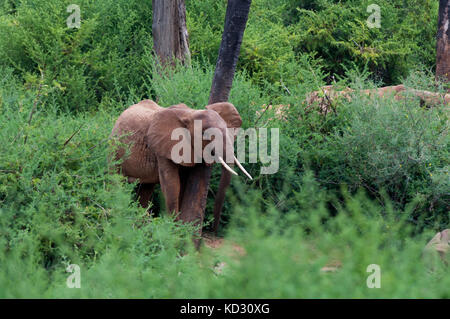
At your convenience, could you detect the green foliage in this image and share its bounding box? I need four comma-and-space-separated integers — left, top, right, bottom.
0, 0, 448, 299
305, 71, 449, 228
187, 0, 439, 88
0, 0, 153, 111
290, 0, 438, 84
324, 94, 448, 225
252, 67, 449, 230
1, 100, 448, 298
0, 66, 193, 270
0, 0, 441, 111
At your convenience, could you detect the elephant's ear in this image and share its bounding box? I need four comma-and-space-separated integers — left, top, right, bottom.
146, 107, 195, 166
206, 102, 242, 129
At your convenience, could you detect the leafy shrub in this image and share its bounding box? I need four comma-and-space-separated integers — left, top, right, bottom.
0, 1, 447, 299
0, 0, 441, 112
0, 0, 153, 111
187, 0, 439, 89
290, 0, 438, 84
269, 68, 449, 229
1, 128, 448, 298
0, 67, 195, 276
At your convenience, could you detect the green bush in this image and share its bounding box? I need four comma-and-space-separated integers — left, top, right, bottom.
290, 0, 438, 84
0, 0, 153, 112
246, 66, 449, 230
0, 66, 194, 270
304, 71, 449, 228
1, 114, 448, 299
0, 0, 441, 112
0, 0, 448, 299
187, 0, 438, 89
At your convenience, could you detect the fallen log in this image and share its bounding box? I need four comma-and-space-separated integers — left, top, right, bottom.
256, 85, 450, 121
305, 85, 450, 114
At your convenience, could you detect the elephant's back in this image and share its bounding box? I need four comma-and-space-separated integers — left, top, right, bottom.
112, 100, 162, 136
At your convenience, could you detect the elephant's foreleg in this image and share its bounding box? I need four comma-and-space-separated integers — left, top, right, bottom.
157, 157, 181, 216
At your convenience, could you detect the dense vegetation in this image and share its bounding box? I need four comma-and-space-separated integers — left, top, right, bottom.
0, 0, 448, 298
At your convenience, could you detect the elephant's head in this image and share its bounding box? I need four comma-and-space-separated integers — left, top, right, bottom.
146, 102, 251, 233
146, 102, 250, 176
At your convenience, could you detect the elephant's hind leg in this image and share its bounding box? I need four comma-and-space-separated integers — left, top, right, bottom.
136, 183, 156, 208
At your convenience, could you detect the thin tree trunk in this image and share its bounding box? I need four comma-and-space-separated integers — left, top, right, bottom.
436, 0, 450, 87
152, 0, 190, 66
209, 0, 252, 104
208, 0, 252, 234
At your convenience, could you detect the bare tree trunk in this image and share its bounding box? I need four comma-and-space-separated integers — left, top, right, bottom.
152, 0, 190, 66
436, 0, 450, 87
209, 0, 252, 104
209, 0, 252, 234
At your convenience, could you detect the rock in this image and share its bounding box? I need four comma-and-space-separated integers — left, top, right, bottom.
423, 229, 449, 268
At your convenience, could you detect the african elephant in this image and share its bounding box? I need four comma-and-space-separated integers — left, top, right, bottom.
111, 99, 251, 238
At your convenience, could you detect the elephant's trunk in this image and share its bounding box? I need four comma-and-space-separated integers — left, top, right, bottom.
213, 131, 252, 234
212, 131, 235, 234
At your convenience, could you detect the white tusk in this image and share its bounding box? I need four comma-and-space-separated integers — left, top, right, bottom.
218, 156, 238, 176
234, 156, 253, 180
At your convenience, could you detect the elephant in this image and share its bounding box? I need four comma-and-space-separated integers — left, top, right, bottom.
111, 99, 251, 240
